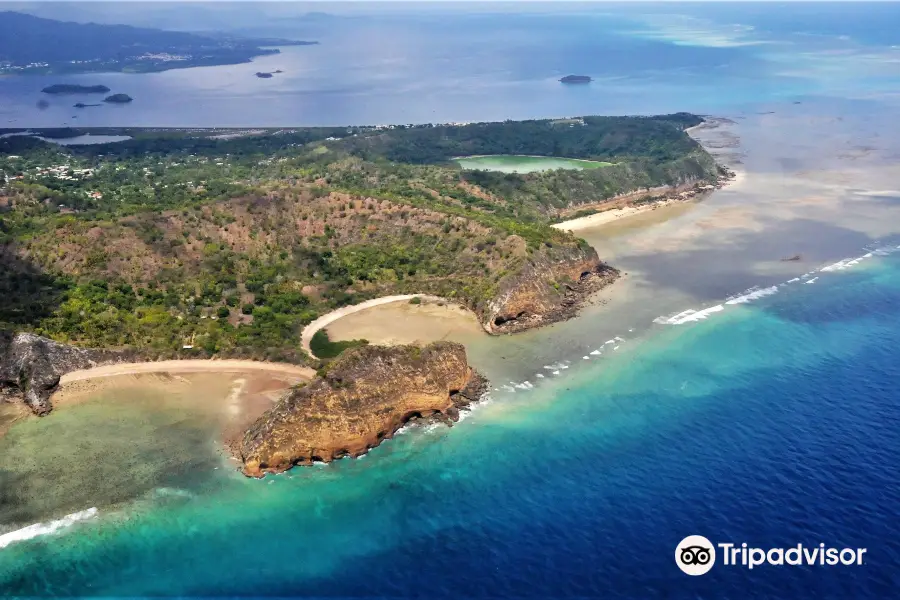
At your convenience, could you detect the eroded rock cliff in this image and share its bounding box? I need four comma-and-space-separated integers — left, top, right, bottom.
481, 242, 619, 334
239, 341, 488, 477
0, 332, 126, 415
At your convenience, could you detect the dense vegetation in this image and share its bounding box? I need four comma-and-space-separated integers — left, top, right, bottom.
0, 115, 719, 363
310, 330, 368, 359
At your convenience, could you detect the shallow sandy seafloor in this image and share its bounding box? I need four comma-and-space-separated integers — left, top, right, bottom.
3, 99, 900, 531
0, 370, 299, 529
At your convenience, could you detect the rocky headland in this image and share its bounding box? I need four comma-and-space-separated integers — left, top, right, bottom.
480, 243, 619, 334
238, 342, 488, 477
0, 331, 129, 415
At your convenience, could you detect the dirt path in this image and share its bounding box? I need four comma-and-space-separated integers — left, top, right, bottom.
301, 294, 460, 358
59, 360, 316, 384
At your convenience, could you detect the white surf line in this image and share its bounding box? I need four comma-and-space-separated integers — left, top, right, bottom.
725, 285, 779, 305
498, 241, 900, 398
655, 241, 900, 328
654, 305, 725, 325
0, 508, 98, 550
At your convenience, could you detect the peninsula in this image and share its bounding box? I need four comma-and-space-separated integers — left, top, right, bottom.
42, 84, 110, 95
239, 342, 488, 476
0, 113, 728, 426
0, 11, 317, 76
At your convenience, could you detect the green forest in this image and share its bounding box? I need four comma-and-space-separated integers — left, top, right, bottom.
0, 114, 721, 363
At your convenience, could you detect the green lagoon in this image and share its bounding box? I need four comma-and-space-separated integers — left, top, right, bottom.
454, 155, 613, 174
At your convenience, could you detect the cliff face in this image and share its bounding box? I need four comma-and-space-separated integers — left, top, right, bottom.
239, 342, 488, 477
0, 332, 126, 415
480, 243, 619, 334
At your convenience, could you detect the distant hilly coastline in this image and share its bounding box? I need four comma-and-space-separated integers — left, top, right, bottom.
0, 11, 317, 76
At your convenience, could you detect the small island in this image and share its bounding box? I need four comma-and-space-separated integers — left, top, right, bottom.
41, 84, 110, 95
103, 93, 133, 104
255, 72, 274, 78
560, 75, 592, 84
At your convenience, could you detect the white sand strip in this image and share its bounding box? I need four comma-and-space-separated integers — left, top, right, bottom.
60, 360, 315, 384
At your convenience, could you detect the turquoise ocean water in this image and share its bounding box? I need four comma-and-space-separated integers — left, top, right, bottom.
1, 248, 899, 596
2, 3, 900, 596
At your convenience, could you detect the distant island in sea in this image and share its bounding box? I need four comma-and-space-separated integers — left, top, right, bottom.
42, 84, 110, 94
0, 11, 317, 76
103, 94, 133, 104
560, 75, 592, 84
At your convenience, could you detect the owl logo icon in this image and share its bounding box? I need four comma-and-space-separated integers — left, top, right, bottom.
676, 535, 716, 575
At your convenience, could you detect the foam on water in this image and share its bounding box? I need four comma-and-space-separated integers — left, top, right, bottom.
654, 242, 900, 328
0, 508, 98, 550
725, 285, 779, 305
654, 305, 725, 325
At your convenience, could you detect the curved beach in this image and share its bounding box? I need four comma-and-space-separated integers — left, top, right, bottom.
301, 295, 473, 358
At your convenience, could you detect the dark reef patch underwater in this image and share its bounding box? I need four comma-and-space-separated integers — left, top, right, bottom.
1, 253, 898, 597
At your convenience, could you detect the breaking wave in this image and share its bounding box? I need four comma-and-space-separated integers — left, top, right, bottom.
0, 508, 98, 550
654, 242, 899, 327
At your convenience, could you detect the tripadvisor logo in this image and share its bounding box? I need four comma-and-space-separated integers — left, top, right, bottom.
676, 535, 716, 576
675, 535, 867, 575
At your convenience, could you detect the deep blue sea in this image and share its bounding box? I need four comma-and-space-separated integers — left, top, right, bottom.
2, 252, 899, 597
2, 3, 900, 597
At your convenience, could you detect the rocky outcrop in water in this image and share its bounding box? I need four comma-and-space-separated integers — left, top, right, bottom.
239, 342, 487, 477
0, 332, 126, 415
481, 243, 619, 334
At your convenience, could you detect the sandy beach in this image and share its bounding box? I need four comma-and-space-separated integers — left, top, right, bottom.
325, 297, 485, 347
301, 294, 481, 357
552, 170, 747, 233
59, 359, 315, 385
551, 199, 688, 232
